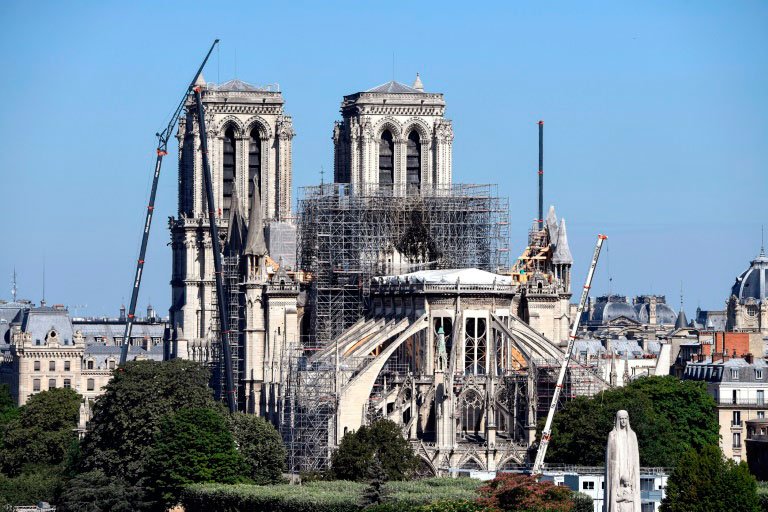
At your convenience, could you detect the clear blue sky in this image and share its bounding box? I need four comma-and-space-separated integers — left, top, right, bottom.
1, 1, 766, 318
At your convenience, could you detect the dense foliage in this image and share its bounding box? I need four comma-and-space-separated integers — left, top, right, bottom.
77, 359, 217, 482
660, 445, 760, 512
228, 412, 286, 484
0, 387, 81, 476
0, 464, 64, 508
331, 419, 420, 481
0, 384, 18, 429
56, 470, 151, 512
478, 473, 575, 512
181, 478, 483, 512
546, 376, 719, 467
147, 407, 250, 507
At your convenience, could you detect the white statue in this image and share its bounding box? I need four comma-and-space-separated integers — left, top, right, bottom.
605, 410, 640, 512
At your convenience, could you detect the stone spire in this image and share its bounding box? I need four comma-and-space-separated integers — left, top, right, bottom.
553, 217, 573, 265
194, 72, 206, 88
545, 205, 559, 239
244, 180, 267, 257
413, 73, 424, 92
226, 187, 246, 254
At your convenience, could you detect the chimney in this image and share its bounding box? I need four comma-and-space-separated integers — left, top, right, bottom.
745, 353, 754, 364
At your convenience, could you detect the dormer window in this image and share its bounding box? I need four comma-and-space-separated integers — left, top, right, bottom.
87, 359, 94, 370
47, 330, 58, 343
757, 370, 764, 380
731, 368, 739, 380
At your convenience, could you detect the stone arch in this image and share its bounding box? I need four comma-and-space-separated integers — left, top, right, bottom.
416, 455, 437, 477
458, 454, 486, 470
242, 115, 273, 140
498, 454, 525, 470
373, 117, 403, 140
402, 117, 431, 140
214, 115, 245, 137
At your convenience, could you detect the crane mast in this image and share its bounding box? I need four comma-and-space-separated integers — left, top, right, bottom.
119, 40, 219, 366
531, 233, 607, 474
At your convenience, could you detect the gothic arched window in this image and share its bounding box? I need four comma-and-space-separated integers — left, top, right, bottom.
222, 127, 236, 218
459, 390, 484, 436
406, 130, 421, 188
464, 317, 487, 375
248, 128, 261, 200
379, 130, 394, 185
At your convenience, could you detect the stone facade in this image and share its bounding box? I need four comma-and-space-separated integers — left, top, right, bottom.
168, 76, 299, 414
684, 356, 768, 463
332, 76, 453, 192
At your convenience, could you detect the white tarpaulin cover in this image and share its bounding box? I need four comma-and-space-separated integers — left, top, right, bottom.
377, 268, 514, 286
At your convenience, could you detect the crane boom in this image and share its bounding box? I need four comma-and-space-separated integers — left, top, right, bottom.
119, 40, 219, 366
531, 233, 607, 474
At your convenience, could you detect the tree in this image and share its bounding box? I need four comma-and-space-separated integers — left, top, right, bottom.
228, 412, 286, 484
77, 359, 217, 483
331, 419, 420, 482
661, 445, 760, 512
546, 376, 719, 467
361, 455, 388, 507
0, 384, 18, 428
0, 388, 81, 475
0, 464, 64, 507
56, 470, 151, 512
146, 407, 249, 508
478, 473, 575, 512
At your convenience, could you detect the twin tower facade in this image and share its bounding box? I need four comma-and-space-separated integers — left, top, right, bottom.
169, 75, 453, 411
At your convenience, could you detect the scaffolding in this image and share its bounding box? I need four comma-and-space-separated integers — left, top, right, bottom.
298, 183, 510, 346
210, 254, 243, 407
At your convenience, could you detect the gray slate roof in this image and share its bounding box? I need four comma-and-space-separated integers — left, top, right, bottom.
213, 79, 267, 92
732, 248, 768, 303
366, 81, 424, 94
22, 308, 75, 345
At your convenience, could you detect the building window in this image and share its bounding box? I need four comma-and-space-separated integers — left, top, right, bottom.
248, 128, 261, 200
406, 130, 421, 187
640, 478, 654, 492
63, 379, 71, 389
733, 411, 741, 426
49, 360, 56, 372
582, 481, 595, 490
731, 368, 739, 380
758, 411, 765, 419
87, 360, 94, 370
758, 390, 765, 406
222, 127, 236, 218
464, 317, 487, 375
108, 360, 116, 370
733, 432, 741, 448
33, 379, 40, 392
757, 370, 764, 380
459, 390, 484, 436
33, 360, 40, 371
64, 360, 70, 371
733, 390, 738, 404
48, 378, 56, 389
87, 379, 95, 391
379, 130, 394, 185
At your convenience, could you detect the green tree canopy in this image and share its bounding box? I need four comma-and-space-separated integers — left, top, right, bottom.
1, 387, 81, 475
228, 412, 286, 484
546, 376, 719, 467
331, 419, 420, 482
56, 470, 151, 512
77, 359, 217, 483
660, 445, 759, 512
146, 407, 249, 508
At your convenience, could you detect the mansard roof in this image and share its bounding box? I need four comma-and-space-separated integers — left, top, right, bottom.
731, 247, 768, 304
366, 80, 425, 94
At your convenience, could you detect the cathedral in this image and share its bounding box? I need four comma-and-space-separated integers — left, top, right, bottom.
167, 73, 589, 474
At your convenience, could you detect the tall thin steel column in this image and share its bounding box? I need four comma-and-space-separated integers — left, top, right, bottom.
538, 120, 544, 230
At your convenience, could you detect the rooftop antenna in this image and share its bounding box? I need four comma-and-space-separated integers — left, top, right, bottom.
680, 281, 684, 312
761, 224, 765, 256
234, 47, 238, 79
320, 165, 325, 186
11, 267, 17, 302
41, 256, 46, 306
392, 52, 395, 82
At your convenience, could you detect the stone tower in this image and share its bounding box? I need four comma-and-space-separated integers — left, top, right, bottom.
332, 74, 453, 191
169, 76, 298, 414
